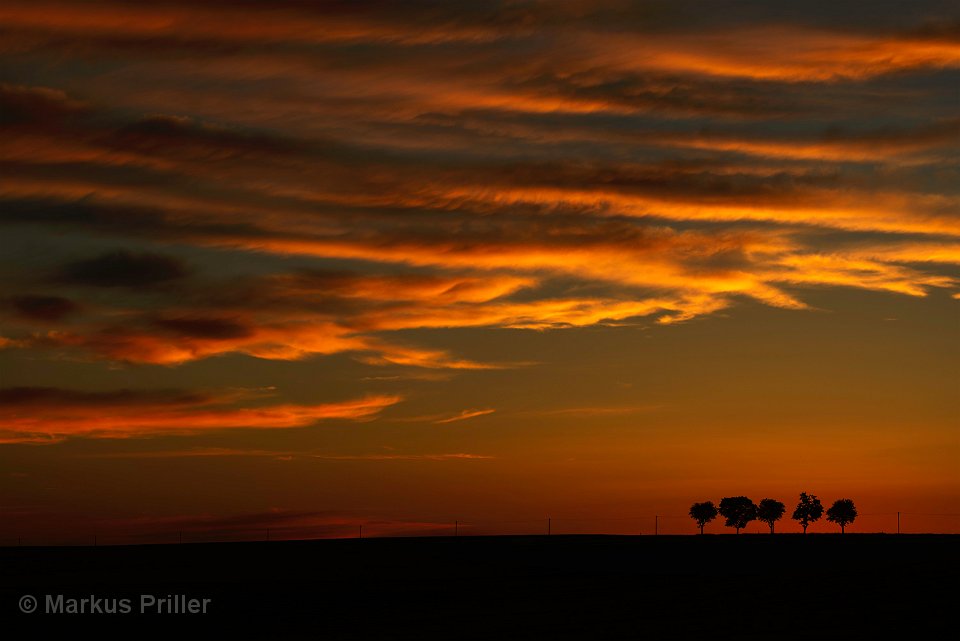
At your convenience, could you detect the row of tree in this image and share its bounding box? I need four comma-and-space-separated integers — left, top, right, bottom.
689, 493, 858, 534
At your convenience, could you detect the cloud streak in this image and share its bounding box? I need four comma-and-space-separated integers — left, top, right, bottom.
0, 387, 401, 443
434, 409, 497, 424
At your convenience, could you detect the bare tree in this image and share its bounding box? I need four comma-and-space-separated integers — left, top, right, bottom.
826, 499, 857, 534
791, 492, 824, 534
757, 498, 786, 534
689, 501, 718, 534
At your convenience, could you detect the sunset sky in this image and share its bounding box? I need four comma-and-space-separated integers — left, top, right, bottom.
1, 0, 958, 541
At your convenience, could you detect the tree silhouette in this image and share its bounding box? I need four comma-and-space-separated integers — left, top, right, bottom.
756, 498, 786, 534
718, 496, 757, 534
689, 501, 718, 534
791, 492, 824, 534
826, 498, 857, 534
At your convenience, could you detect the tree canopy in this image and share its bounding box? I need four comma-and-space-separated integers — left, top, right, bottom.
756, 498, 786, 534
826, 499, 858, 534
689, 501, 718, 534
791, 492, 824, 533
718, 496, 757, 534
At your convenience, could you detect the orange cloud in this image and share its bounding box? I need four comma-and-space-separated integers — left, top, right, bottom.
10, 320, 497, 369
3, 215, 954, 368
770, 254, 956, 296
0, 387, 401, 442
584, 27, 960, 81
265, 272, 534, 305
0, 6, 957, 373
0, 1, 515, 47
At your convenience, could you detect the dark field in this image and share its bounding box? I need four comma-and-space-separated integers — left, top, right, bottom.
2, 534, 956, 640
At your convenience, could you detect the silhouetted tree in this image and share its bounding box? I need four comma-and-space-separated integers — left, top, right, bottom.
689, 501, 718, 534
756, 498, 786, 534
826, 499, 857, 534
718, 496, 757, 534
792, 492, 824, 534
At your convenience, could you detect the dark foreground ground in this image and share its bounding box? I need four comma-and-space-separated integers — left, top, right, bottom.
1, 534, 956, 640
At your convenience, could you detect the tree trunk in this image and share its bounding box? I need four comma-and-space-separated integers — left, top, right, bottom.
841, 524, 845, 534
769, 523, 774, 534
735, 527, 740, 534
802, 524, 807, 534
699, 524, 704, 535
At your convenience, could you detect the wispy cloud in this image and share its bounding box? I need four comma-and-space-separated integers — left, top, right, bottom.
0, 387, 401, 443
86, 448, 493, 461
433, 409, 497, 424
309, 453, 493, 461
520, 405, 665, 418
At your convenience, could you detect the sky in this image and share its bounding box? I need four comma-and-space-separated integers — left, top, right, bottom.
0, 0, 958, 542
